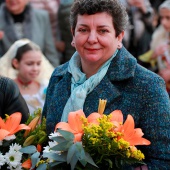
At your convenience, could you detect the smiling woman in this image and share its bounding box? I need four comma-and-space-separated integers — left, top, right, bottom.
43, 0, 170, 169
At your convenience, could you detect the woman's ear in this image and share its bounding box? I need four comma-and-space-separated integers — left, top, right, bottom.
117, 31, 125, 49
12, 58, 19, 69
71, 39, 75, 47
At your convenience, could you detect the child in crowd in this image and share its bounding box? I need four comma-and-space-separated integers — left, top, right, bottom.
0, 39, 54, 115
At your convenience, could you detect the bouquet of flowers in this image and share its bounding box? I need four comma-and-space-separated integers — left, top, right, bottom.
1, 99, 150, 170
0, 109, 47, 170
32, 99, 151, 170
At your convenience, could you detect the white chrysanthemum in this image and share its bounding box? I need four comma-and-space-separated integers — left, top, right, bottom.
5, 150, 22, 168
43, 141, 58, 153
9, 143, 22, 152
49, 141, 58, 148
4, 135, 16, 141
43, 141, 61, 162
49, 132, 61, 139
0, 152, 5, 166
7, 163, 22, 170
43, 145, 51, 153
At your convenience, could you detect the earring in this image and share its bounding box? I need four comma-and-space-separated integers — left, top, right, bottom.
117, 43, 122, 49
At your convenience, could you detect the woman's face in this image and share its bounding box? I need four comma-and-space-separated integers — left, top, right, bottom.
5, 0, 28, 14
72, 12, 124, 69
14, 50, 42, 82
160, 8, 170, 32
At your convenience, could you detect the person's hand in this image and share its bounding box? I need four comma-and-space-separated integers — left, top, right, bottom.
159, 68, 170, 84
127, 0, 147, 13
0, 30, 4, 40
134, 165, 148, 170
152, 43, 169, 59
55, 41, 65, 52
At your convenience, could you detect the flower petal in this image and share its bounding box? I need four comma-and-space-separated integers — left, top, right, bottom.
87, 112, 101, 124
74, 133, 83, 142
0, 117, 6, 129
127, 137, 151, 146
68, 110, 85, 132
10, 124, 31, 135
22, 158, 32, 169
0, 129, 10, 140
5, 112, 22, 133
55, 122, 75, 133
110, 110, 123, 123
123, 114, 135, 137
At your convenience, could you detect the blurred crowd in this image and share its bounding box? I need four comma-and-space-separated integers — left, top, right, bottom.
0, 0, 169, 115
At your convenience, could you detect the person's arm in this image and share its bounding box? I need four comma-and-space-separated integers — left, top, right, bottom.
3, 77, 29, 123
139, 76, 170, 169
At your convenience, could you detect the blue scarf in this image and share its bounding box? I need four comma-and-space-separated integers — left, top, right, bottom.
61, 50, 118, 122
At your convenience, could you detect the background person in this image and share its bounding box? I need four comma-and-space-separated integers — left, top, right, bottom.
0, 0, 59, 67
57, 0, 76, 64
43, 0, 170, 169
139, 0, 170, 96
0, 39, 54, 115
120, 0, 155, 60
0, 76, 29, 123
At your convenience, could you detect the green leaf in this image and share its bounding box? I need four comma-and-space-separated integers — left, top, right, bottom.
43, 152, 67, 162
79, 159, 87, 167
51, 136, 66, 143
37, 163, 47, 170
70, 153, 78, 170
31, 151, 40, 169
67, 143, 76, 163
58, 129, 74, 141
51, 141, 73, 151
19, 145, 37, 154
85, 152, 98, 168
75, 142, 85, 160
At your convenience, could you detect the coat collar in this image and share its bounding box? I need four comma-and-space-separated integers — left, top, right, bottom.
52, 47, 137, 115
53, 46, 137, 82
107, 46, 137, 81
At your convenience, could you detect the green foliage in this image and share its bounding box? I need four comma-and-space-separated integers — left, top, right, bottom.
43, 130, 98, 170
16, 108, 48, 146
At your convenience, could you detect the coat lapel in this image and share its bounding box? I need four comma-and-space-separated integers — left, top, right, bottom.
84, 47, 137, 115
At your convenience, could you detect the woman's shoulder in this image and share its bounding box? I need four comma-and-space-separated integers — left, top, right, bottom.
51, 62, 69, 78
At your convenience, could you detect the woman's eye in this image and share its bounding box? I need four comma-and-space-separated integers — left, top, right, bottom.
79, 28, 87, 32
99, 29, 108, 34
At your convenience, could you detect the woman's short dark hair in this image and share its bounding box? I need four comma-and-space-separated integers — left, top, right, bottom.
70, 0, 129, 37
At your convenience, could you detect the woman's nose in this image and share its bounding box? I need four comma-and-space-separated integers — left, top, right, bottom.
87, 31, 98, 44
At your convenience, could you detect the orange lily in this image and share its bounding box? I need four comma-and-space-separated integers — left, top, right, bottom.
121, 114, 151, 146
22, 158, 32, 169
24, 114, 41, 137
110, 110, 124, 132
0, 112, 30, 140
109, 110, 150, 146
55, 110, 85, 142
55, 110, 105, 142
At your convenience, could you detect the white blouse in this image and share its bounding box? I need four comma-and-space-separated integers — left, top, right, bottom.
22, 83, 47, 115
